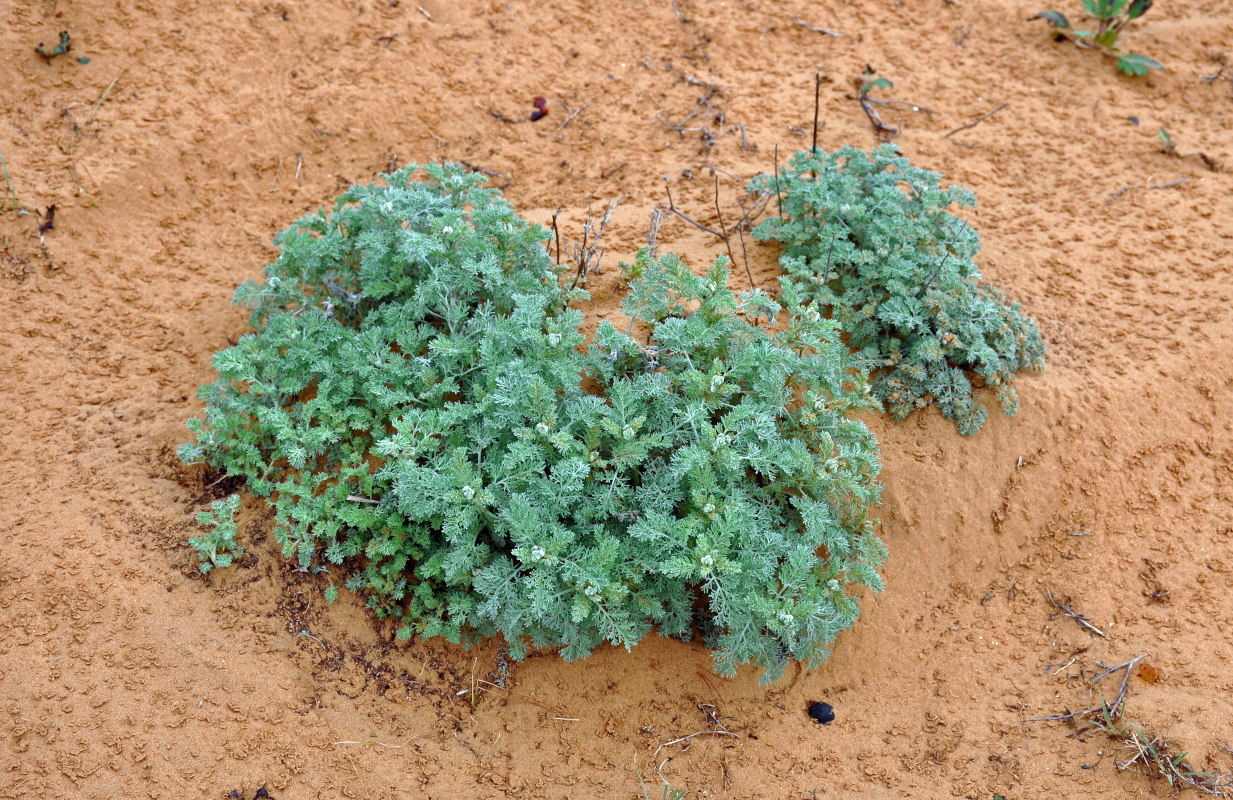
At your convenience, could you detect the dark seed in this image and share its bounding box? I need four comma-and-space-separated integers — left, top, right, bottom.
807, 701, 835, 724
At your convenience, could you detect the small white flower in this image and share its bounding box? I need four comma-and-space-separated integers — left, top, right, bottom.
712, 433, 728, 452
547, 332, 561, 346
777, 610, 795, 625
710, 374, 724, 391
702, 503, 715, 515
622, 425, 635, 440
584, 584, 599, 598
536, 422, 550, 434
442, 225, 453, 235
531, 546, 546, 562
700, 554, 714, 568
827, 579, 841, 592
461, 485, 475, 500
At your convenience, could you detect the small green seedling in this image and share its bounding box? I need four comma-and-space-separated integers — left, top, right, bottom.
190, 494, 244, 574
36, 31, 71, 62
1158, 127, 1219, 170
859, 73, 893, 95
1034, 0, 1163, 76
857, 71, 899, 136
0, 150, 22, 215
35, 30, 89, 64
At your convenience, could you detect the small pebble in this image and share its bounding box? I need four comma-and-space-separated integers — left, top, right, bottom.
807, 701, 835, 724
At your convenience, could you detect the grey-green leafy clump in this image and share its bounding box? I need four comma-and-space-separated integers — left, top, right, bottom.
180, 163, 883, 683
190, 494, 243, 573
750, 144, 1045, 435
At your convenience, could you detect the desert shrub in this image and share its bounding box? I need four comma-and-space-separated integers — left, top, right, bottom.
180, 163, 884, 682
750, 144, 1045, 435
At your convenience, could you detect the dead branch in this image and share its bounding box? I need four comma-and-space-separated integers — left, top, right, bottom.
557, 101, 588, 131
567, 197, 621, 290
944, 102, 1009, 138
859, 96, 898, 136
1107, 175, 1188, 206
1046, 588, 1106, 637
789, 14, 842, 37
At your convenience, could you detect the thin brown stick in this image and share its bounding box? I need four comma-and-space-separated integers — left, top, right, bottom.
736, 190, 772, 230
84, 75, 121, 132
1046, 588, 1106, 637
811, 72, 823, 159
551, 205, 563, 265
866, 97, 937, 116
653, 729, 739, 760
655, 203, 720, 236
1023, 654, 1146, 724
488, 108, 522, 124
568, 197, 621, 290
789, 14, 842, 37
557, 101, 588, 131
713, 174, 742, 280
646, 207, 663, 259
944, 102, 1009, 138
1107, 175, 1188, 205
1100, 654, 1147, 718
459, 161, 508, 180
735, 217, 754, 288
859, 96, 898, 136
773, 142, 783, 221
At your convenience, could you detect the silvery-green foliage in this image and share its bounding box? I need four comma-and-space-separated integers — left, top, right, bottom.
751, 145, 1045, 435
190, 493, 243, 573
181, 164, 884, 683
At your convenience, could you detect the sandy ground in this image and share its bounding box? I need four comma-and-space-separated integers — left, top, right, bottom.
3, 0, 1233, 797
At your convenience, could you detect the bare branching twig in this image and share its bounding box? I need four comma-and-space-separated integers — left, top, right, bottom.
789, 14, 842, 37
1046, 588, 1106, 637
1107, 175, 1188, 206
944, 102, 1009, 138
567, 197, 621, 290
557, 101, 588, 131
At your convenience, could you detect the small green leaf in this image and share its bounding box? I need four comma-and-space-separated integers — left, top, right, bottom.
1071, 29, 1094, 38
1117, 52, 1163, 75
860, 76, 893, 94
76, 56, 91, 65
1033, 10, 1070, 27
1094, 28, 1119, 48
325, 584, 339, 604
1127, 0, 1152, 19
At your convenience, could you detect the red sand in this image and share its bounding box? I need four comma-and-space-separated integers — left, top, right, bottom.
2, 1, 1232, 797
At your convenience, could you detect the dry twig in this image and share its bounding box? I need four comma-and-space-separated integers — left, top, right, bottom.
557, 101, 588, 131
944, 102, 1009, 138
1046, 588, 1106, 637
1023, 653, 1145, 723
567, 197, 621, 289
789, 14, 842, 37
1107, 175, 1188, 205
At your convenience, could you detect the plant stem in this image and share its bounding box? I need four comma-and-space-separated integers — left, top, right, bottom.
0, 150, 17, 212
